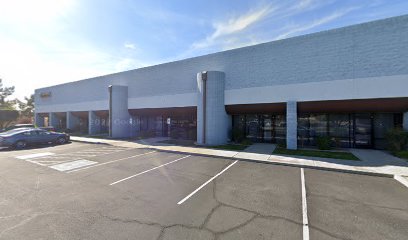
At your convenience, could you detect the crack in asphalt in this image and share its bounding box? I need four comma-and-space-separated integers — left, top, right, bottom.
0, 211, 78, 238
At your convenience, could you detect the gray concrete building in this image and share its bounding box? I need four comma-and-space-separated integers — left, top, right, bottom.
35, 15, 408, 149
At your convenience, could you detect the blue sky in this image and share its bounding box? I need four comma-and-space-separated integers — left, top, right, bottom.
1, 0, 407, 99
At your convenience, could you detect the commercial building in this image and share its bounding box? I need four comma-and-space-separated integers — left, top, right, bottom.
35, 15, 408, 149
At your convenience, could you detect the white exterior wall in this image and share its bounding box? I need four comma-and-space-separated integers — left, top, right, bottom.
88, 111, 101, 135
286, 101, 298, 150
34, 15, 408, 114
197, 71, 229, 145
110, 85, 131, 138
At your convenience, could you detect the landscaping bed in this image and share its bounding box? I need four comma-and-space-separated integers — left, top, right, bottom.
273, 147, 360, 161
394, 150, 408, 160
209, 144, 250, 151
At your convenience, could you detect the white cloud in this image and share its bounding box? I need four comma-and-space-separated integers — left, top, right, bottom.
124, 43, 137, 50
191, 4, 276, 50
274, 7, 359, 40
292, 0, 315, 10
0, 0, 77, 25
0, 0, 155, 100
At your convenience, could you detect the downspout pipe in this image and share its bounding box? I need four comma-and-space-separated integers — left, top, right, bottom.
108, 85, 113, 138
202, 71, 207, 144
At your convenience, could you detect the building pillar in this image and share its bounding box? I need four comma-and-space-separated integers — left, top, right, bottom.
286, 101, 298, 150
34, 113, 45, 127
109, 85, 131, 138
129, 115, 139, 138
49, 113, 59, 128
197, 71, 229, 145
403, 112, 408, 131
88, 111, 101, 135
67, 112, 80, 131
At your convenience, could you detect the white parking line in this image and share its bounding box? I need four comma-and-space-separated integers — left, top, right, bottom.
50, 160, 98, 172
67, 151, 157, 173
394, 175, 408, 188
177, 160, 238, 205
16, 152, 55, 160
301, 168, 310, 240
110, 155, 191, 186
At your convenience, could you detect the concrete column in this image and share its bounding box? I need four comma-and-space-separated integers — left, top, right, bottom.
286, 101, 298, 150
88, 111, 101, 135
197, 71, 229, 145
129, 116, 139, 138
34, 113, 45, 127
403, 112, 408, 131
67, 112, 80, 131
49, 113, 59, 128
110, 85, 131, 138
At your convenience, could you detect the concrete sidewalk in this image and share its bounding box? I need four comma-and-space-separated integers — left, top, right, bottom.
70, 136, 408, 177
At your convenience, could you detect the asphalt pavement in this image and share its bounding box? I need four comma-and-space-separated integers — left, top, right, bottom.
0, 142, 407, 240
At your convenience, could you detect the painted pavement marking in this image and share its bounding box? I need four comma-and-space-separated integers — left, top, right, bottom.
110, 155, 191, 186
16, 152, 55, 160
67, 151, 157, 173
301, 168, 310, 240
50, 160, 98, 172
177, 160, 238, 205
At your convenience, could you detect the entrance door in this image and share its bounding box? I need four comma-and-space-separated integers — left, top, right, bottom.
354, 114, 373, 148
261, 115, 273, 142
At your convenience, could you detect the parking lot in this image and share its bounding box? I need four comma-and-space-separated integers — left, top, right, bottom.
0, 142, 407, 240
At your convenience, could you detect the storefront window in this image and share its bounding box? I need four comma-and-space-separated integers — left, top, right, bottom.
275, 115, 286, 144
329, 114, 352, 148
246, 115, 259, 141
373, 113, 394, 149
297, 114, 310, 147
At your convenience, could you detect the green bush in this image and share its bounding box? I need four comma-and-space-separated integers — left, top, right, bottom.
316, 136, 331, 150
241, 138, 252, 146
395, 151, 408, 160
277, 141, 287, 148
232, 128, 245, 143
386, 128, 408, 152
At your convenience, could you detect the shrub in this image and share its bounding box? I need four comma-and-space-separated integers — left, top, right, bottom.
316, 136, 331, 150
386, 128, 408, 152
277, 141, 287, 148
232, 128, 245, 143
241, 138, 252, 146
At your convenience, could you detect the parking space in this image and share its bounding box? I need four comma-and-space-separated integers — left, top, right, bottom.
305, 169, 408, 240
0, 142, 407, 239
8, 142, 151, 172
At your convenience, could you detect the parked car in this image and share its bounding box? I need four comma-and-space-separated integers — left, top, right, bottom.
39, 126, 56, 132
0, 124, 35, 133
0, 128, 70, 149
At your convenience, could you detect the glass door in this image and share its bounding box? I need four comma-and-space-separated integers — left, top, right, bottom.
261, 115, 273, 142
354, 114, 373, 148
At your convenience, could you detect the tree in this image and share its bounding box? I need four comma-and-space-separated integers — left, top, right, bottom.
18, 94, 34, 118
0, 78, 16, 110
0, 110, 19, 129
0, 79, 18, 128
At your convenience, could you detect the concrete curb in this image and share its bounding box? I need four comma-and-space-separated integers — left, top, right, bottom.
70, 138, 110, 145
71, 137, 399, 178
152, 148, 395, 178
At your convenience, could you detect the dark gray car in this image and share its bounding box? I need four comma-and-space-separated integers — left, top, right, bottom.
0, 128, 70, 149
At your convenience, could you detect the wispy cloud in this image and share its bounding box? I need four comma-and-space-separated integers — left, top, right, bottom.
274, 7, 359, 40
292, 0, 315, 10
191, 4, 276, 50
124, 43, 136, 50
